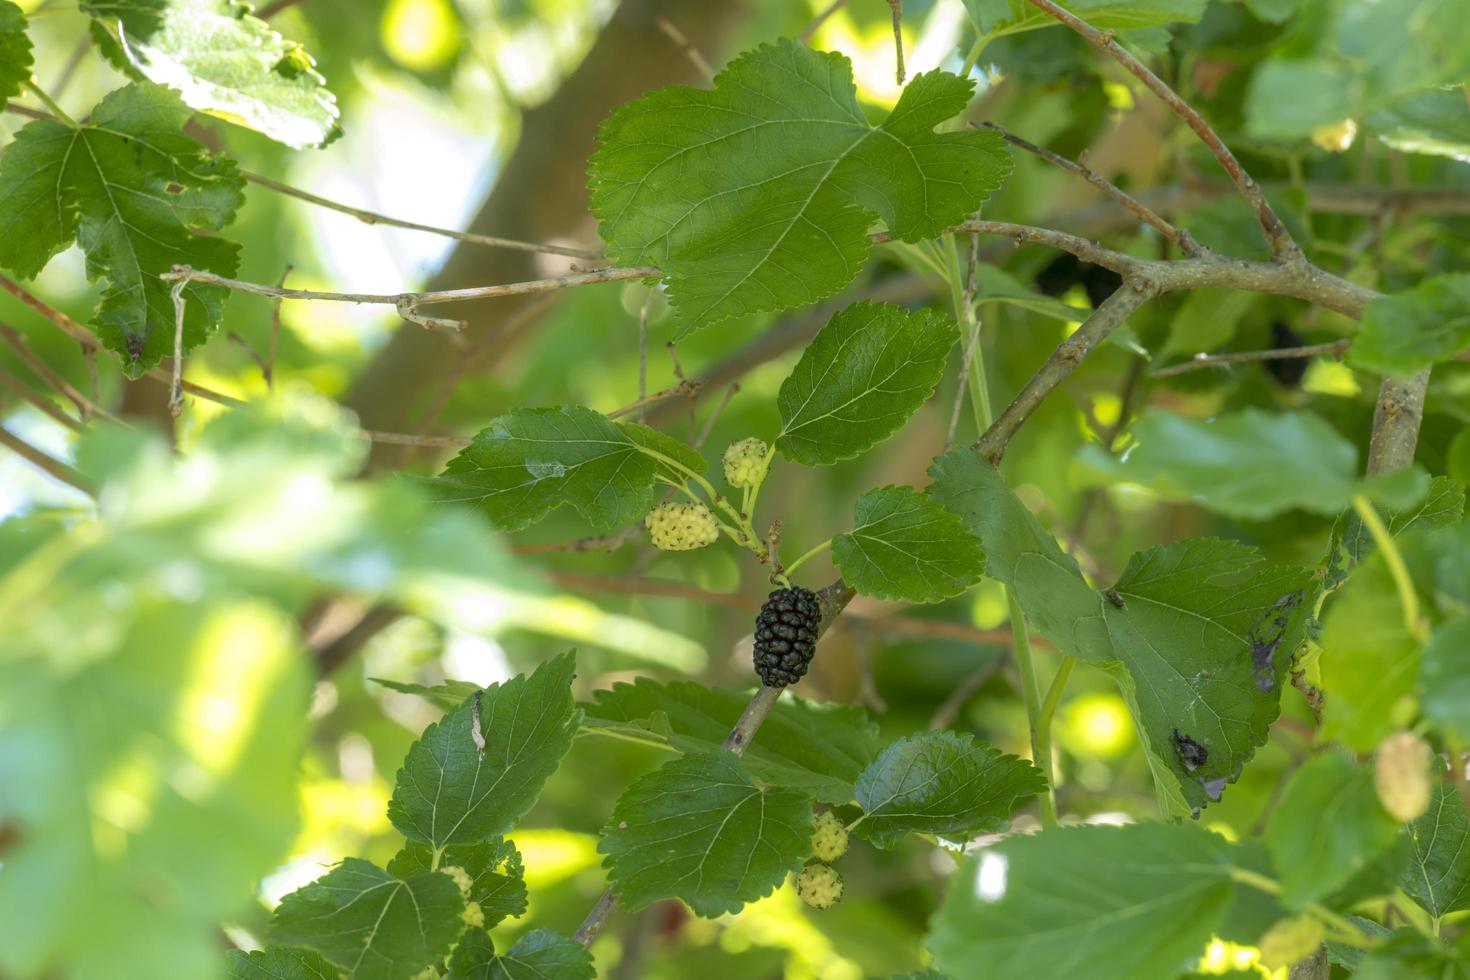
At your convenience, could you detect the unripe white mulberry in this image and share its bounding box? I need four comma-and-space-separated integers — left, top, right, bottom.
796, 862, 843, 910
460, 902, 485, 928
1311, 119, 1358, 153
722, 438, 768, 488
1257, 915, 1326, 970
810, 811, 849, 862
441, 865, 474, 899
1375, 730, 1432, 823
645, 500, 720, 551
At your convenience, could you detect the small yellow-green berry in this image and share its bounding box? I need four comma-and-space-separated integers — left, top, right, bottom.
460, 902, 485, 928
645, 501, 720, 551
795, 862, 843, 910
1257, 915, 1326, 970
722, 437, 768, 488
1310, 118, 1358, 153
1375, 730, 1432, 823
441, 865, 474, 899
810, 811, 849, 862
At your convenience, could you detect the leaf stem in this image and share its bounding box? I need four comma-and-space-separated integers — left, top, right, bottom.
1033, 654, 1076, 822
1228, 868, 1379, 948
783, 537, 833, 578
1009, 590, 1057, 826
23, 81, 77, 127
1350, 494, 1425, 641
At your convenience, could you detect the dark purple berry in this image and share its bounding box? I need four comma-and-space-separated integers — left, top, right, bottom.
752, 586, 821, 688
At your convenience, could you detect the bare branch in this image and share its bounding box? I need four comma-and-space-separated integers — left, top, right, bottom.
976, 279, 1158, 463
1022, 0, 1298, 258
1150, 340, 1351, 378
1367, 371, 1431, 475
799, 0, 848, 43
0, 367, 82, 431
886, 0, 905, 85
0, 320, 114, 424
654, 16, 715, 81
607, 380, 699, 420
241, 171, 603, 260
0, 423, 94, 495
979, 122, 1203, 256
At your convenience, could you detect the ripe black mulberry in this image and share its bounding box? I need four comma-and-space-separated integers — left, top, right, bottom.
753, 586, 821, 687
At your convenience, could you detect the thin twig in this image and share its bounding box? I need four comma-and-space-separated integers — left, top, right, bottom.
267, 264, 291, 390
0, 367, 82, 431
799, 0, 848, 43
946, 233, 983, 451
979, 121, 1203, 255
693, 383, 738, 449
240, 171, 602, 260
606, 380, 699, 420
168, 279, 187, 416
976, 279, 1158, 463
358, 429, 470, 449
0, 424, 94, 495
929, 661, 1006, 731
886, 0, 905, 85
0, 320, 108, 423
512, 526, 643, 555
850, 625, 888, 713
654, 16, 715, 81
50, 35, 91, 100
665, 341, 697, 440
1150, 340, 1350, 378
227, 331, 272, 382
1022, 0, 1297, 257
636, 291, 651, 421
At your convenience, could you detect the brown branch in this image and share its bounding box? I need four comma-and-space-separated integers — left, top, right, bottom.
0, 319, 113, 423
0, 367, 82, 431
799, 0, 848, 43
240, 171, 603, 260
1150, 340, 1351, 378
0, 424, 94, 495
654, 16, 715, 81
1366, 371, 1431, 475
979, 122, 1203, 256
574, 578, 856, 948
886, 0, 906, 85
976, 279, 1158, 463
1023, 0, 1298, 258
606, 380, 699, 420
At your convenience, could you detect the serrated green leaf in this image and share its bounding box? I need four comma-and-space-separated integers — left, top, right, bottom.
228, 947, 341, 980
1402, 784, 1470, 917
433, 407, 660, 532
963, 0, 1205, 35
271, 858, 465, 980
1159, 288, 1258, 363
1424, 617, 1470, 740
1086, 409, 1429, 519
387, 840, 527, 929
371, 677, 486, 710
590, 40, 1010, 329
84, 0, 339, 148
0, 83, 242, 375
447, 929, 594, 980
928, 823, 1235, 980
929, 448, 1311, 812
599, 750, 813, 917
388, 654, 579, 848
620, 421, 708, 483
1369, 89, 1470, 161
777, 303, 958, 465
1266, 752, 1402, 908
1350, 274, 1470, 376
1325, 476, 1466, 589
583, 679, 882, 805
0, 0, 31, 101
853, 731, 1043, 847
1320, 552, 1422, 751
833, 486, 985, 603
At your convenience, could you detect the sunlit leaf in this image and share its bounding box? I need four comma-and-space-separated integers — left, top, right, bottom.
833, 486, 986, 603
591, 41, 1010, 329
387, 840, 527, 930
447, 929, 594, 980
229, 947, 340, 980
84, 0, 339, 148
1402, 785, 1470, 917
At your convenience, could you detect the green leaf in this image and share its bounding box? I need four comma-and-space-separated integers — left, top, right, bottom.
1324, 476, 1466, 589
833, 486, 986, 603
1403, 784, 1470, 917
1159, 289, 1258, 363
599, 750, 813, 917
1350, 274, 1470, 377
1242, 0, 1302, 24
963, 0, 1205, 36
0, 0, 31, 101
853, 731, 1043, 847
433, 407, 660, 532
0, 602, 308, 980
447, 929, 594, 980
929, 448, 1312, 813
1369, 89, 1470, 161
84, 0, 339, 148
371, 677, 486, 711
583, 679, 882, 805
590, 41, 1010, 329
229, 947, 341, 980
0, 83, 242, 375
928, 823, 1235, 980
1356, 929, 1470, 980
1265, 752, 1402, 908
388, 654, 580, 848
620, 421, 708, 482
777, 303, 958, 465
387, 840, 527, 929
271, 858, 466, 980
1320, 552, 1422, 751
1086, 409, 1428, 519
1423, 617, 1470, 740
